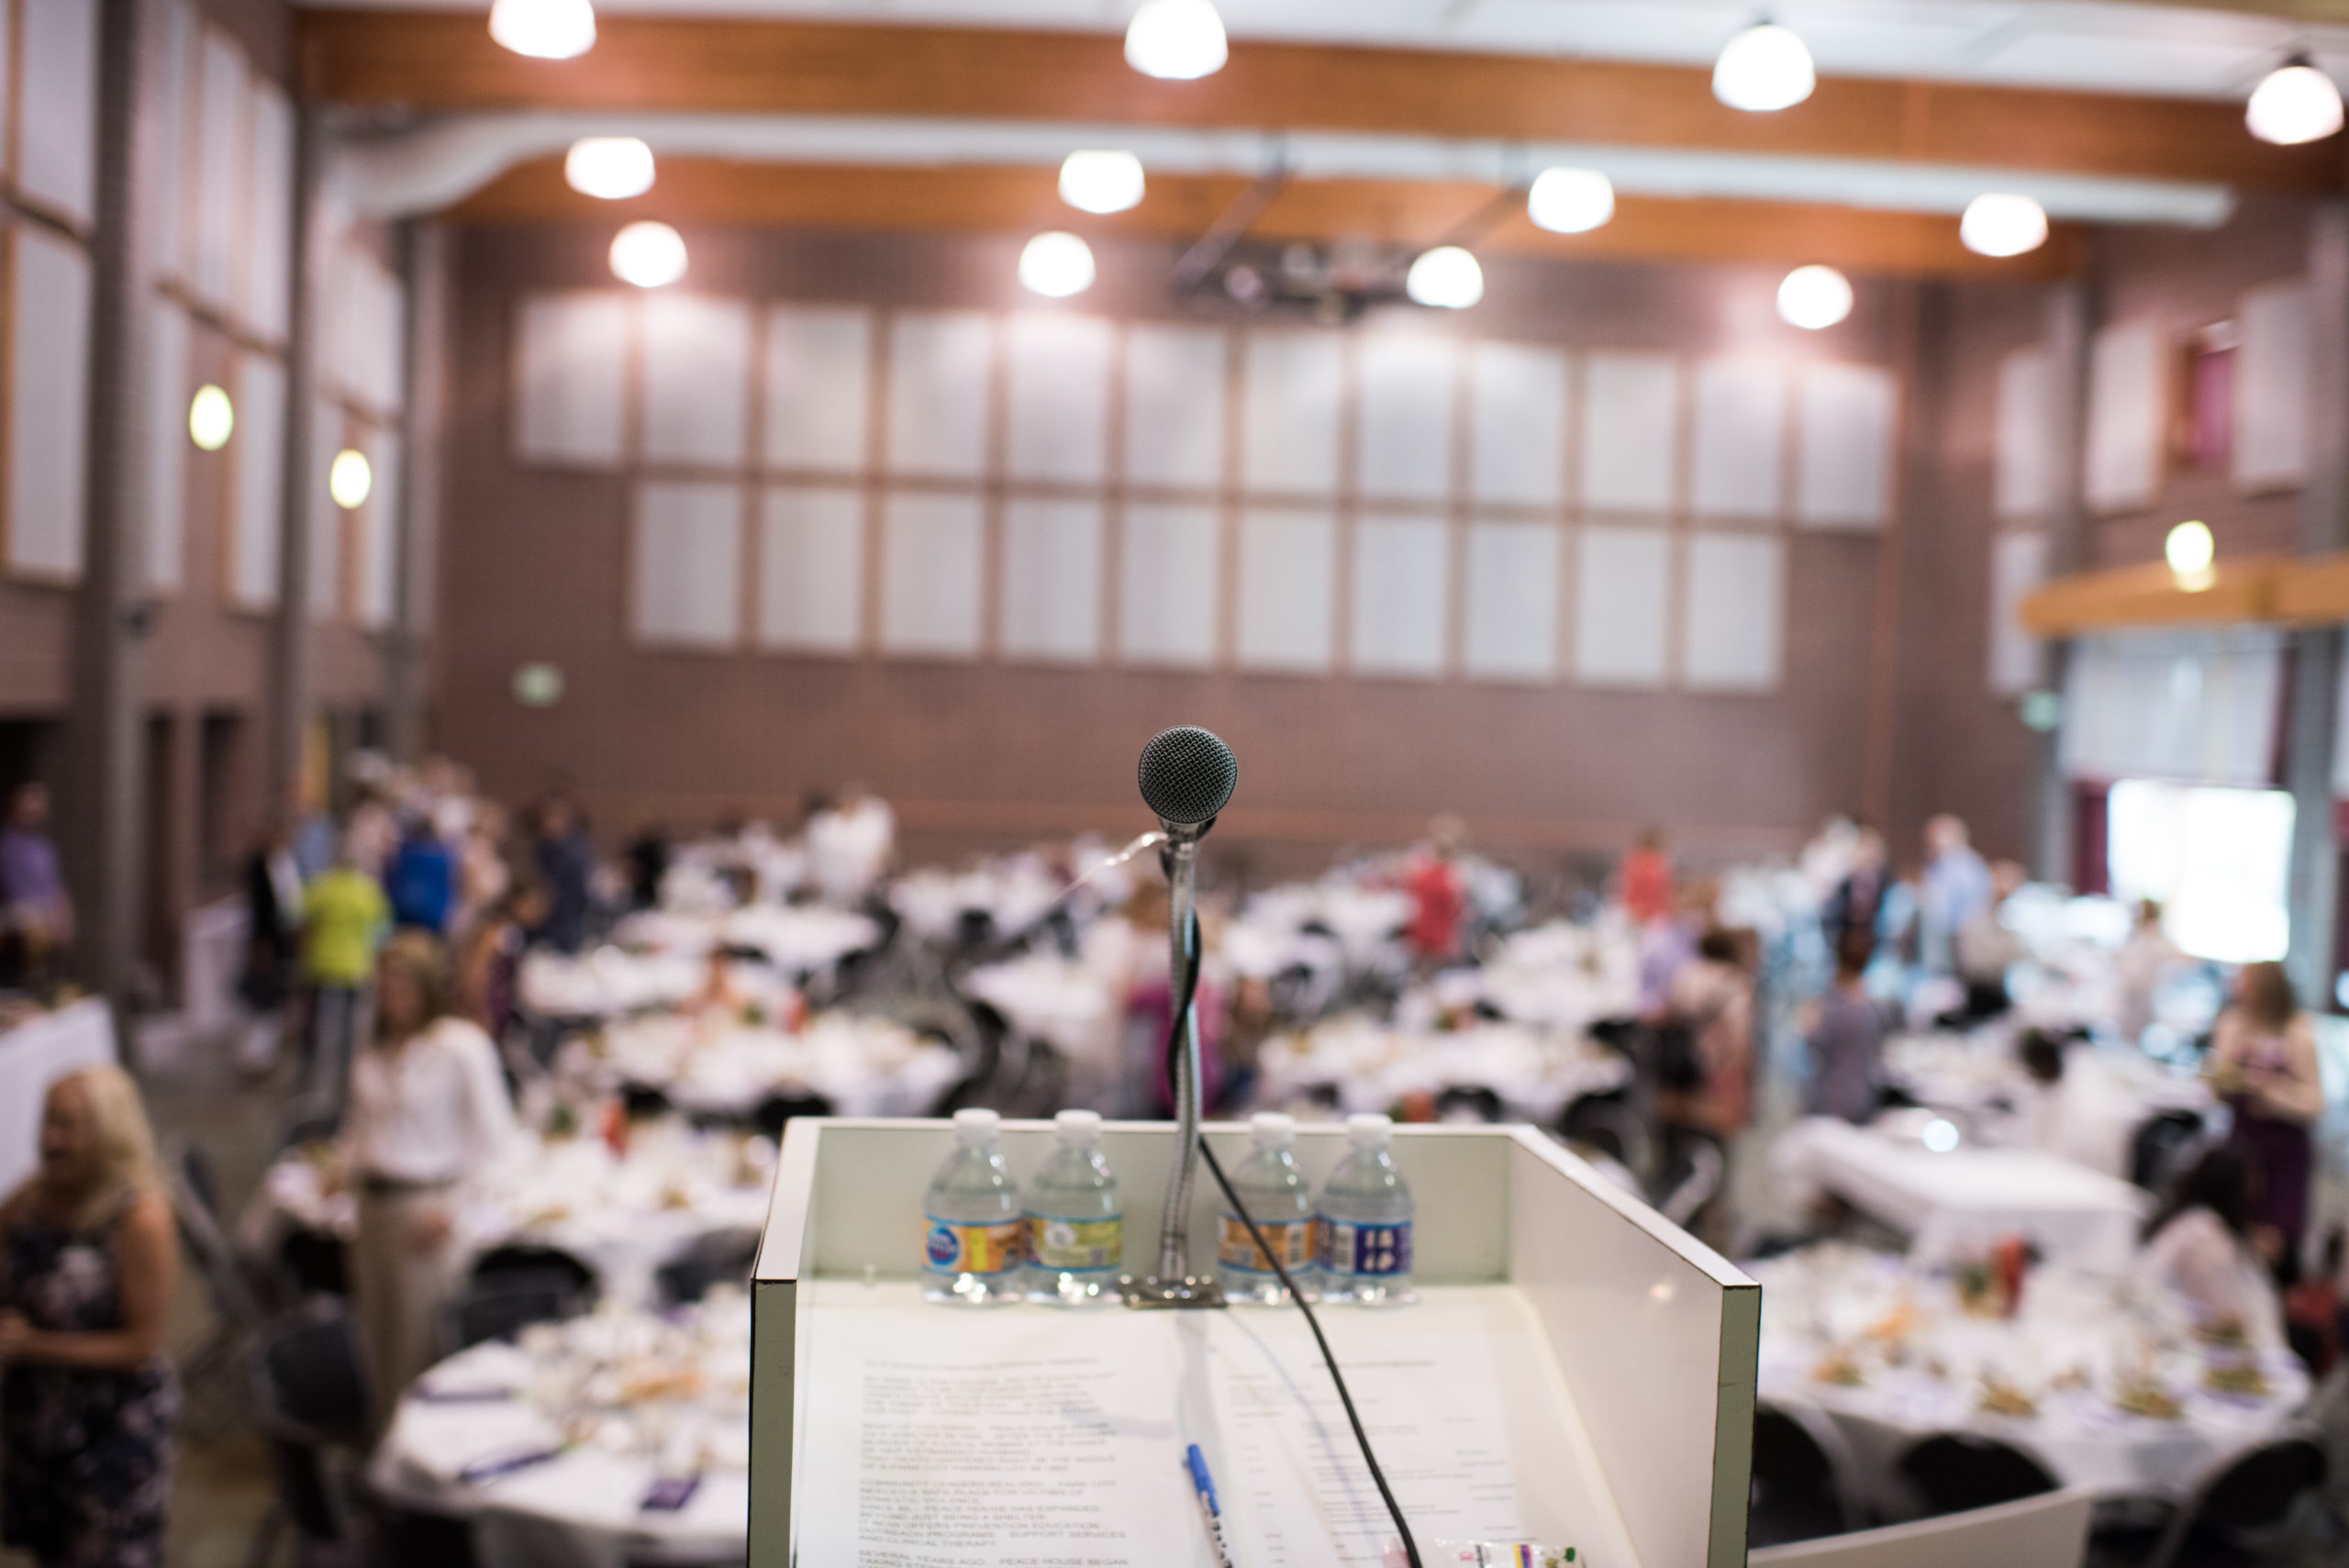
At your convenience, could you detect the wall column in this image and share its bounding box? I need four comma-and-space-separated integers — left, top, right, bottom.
264, 108, 332, 828
2287, 200, 2349, 1006
384, 220, 450, 763
2032, 273, 2096, 885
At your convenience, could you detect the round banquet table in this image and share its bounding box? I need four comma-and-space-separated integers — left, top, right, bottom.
1255, 1017, 1631, 1123
586, 1011, 960, 1121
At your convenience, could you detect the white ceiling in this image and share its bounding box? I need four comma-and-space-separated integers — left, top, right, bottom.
306, 1, 2349, 102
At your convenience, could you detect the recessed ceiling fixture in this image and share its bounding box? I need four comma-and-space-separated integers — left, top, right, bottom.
1527, 168, 1615, 235
1019, 231, 1097, 297
609, 221, 687, 288
1059, 150, 1146, 215
329, 450, 373, 510
2247, 54, 2343, 145
187, 385, 233, 450
565, 137, 655, 200
1776, 264, 1852, 329
2166, 519, 2216, 587
1959, 193, 2049, 258
1125, 0, 1229, 81
1713, 20, 1815, 112
1406, 246, 1484, 309
488, 0, 596, 61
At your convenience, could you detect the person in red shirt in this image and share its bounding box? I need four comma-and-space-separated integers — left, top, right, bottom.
1617, 827, 1675, 926
1404, 815, 1470, 965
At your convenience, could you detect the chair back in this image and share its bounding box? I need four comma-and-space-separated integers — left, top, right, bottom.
2144, 1430, 2331, 1568
654, 1226, 762, 1306
1897, 1432, 2060, 1517
470, 1242, 598, 1300
752, 1091, 835, 1141
250, 1298, 373, 1449
2129, 1109, 2205, 1194
1750, 1404, 1862, 1545
449, 1279, 587, 1350
161, 1137, 261, 1327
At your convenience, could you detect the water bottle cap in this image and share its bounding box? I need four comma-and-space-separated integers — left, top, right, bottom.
1250, 1111, 1296, 1146
1054, 1108, 1102, 1143
1346, 1113, 1393, 1147
952, 1107, 1000, 1142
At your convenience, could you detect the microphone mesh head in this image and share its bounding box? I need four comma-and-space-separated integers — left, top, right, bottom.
1138, 726, 1237, 827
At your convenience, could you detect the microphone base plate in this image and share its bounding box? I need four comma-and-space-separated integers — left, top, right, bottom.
1121, 1274, 1227, 1310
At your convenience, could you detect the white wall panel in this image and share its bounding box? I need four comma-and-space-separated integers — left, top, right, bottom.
1004, 314, 1112, 484
1464, 521, 1560, 682
763, 306, 872, 473
2235, 282, 2310, 493
879, 493, 983, 656
306, 398, 343, 621
1579, 352, 1679, 514
1689, 358, 1786, 519
1468, 341, 1568, 508
1351, 515, 1448, 678
191, 31, 246, 309
240, 82, 294, 340
1125, 325, 1225, 491
758, 485, 863, 653
18, 0, 96, 228
146, 299, 191, 593
640, 294, 752, 468
2085, 321, 2163, 514
1573, 527, 1669, 687
1241, 331, 1343, 495
228, 354, 285, 608
1987, 529, 2048, 697
1797, 361, 1898, 528
515, 292, 629, 467
1995, 347, 2053, 520
6, 228, 89, 580
1119, 503, 1219, 667
1682, 532, 1783, 691
359, 428, 401, 630
632, 482, 742, 648
2063, 628, 2280, 788
1236, 507, 1335, 672
1354, 333, 1456, 502
151, 2, 192, 277
1000, 498, 1104, 662
885, 312, 993, 479
338, 250, 406, 416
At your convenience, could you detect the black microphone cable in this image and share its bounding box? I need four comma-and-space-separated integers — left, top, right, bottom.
1165, 911, 1422, 1568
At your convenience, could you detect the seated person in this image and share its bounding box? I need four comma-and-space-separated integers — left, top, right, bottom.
2136, 1147, 2284, 1351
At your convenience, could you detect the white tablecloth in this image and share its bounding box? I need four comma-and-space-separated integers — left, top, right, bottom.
0, 1000, 117, 1195
1257, 1016, 1631, 1123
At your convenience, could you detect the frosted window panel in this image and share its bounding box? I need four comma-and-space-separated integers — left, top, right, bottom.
763, 306, 872, 473
191, 31, 245, 309
18, 0, 96, 228
340, 251, 406, 416
228, 354, 285, 608
1690, 358, 1786, 519
2236, 283, 2310, 493
1000, 498, 1104, 662
515, 292, 629, 467
1355, 333, 1456, 502
1352, 515, 1448, 678
1797, 361, 1898, 529
885, 312, 993, 479
359, 428, 402, 629
640, 294, 751, 468
146, 300, 192, 593
2085, 321, 2163, 514
306, 399, 343, 620
151, 2, 191, 277
879, 493, 983, 656
1573, 527, 1669, 687
6, 228, 90, 580
1682, 532, 1783, 692
1987, 530, 2048, 697
1468, 341, 1567, 508
2063, 628, 2280, 790
1235, 507, 1335, 672
758, 486, 863, 653
1119, 503, 1219, 667
1995, 347, 2054, 519
1004, 315, 1112, 484
240, 82, 294, 340
1464, 521, 1560, 683
1580, 352, 1679, 514
1125, 325, 1225, 490
632, 482, 742, 648
1241, 331, 1343, 495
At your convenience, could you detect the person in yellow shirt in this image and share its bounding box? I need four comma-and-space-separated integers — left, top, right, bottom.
302, 840, 389, 1111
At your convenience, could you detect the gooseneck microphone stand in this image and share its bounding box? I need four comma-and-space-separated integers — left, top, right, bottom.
1130, 827, 1220, 1307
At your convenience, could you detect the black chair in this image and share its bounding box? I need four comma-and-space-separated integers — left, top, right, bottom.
1897, 1432, 2060, 1517
245, 1299, 373, 1568
2129, 1110, 2206, 1195
1557, 1092, 1653, 1180
2142, 1431, 2328, 1568
446, 1279, 588, 1351
469, 1242, 598, 1300
1434, 1085, 1505, 1123
751, 1090, 836, 1142
654, 1227, 763, 1307
619, 1083, 674, 1120
163, 1136, 263, 1438
1749, 1404, 1863, 1546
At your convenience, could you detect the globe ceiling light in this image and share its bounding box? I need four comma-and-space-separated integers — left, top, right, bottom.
1059, 150, 1146, 215
2166, 519, 2216, 588
1712, 20, 1815, 113
1125, 0, 1229, 81
564, 137, 655, 200
609, 221, 687, 288
488, 0, 596, 61
328, 449, 373, 510
1959, 192, 2049, 258
2246, 56, 2344, 145
1527, 168, 1615, 235
1406, 246, 1484, 309
187, 384, 233, 450
1776, 263, 1853, 329
1019, 231, 1097, 297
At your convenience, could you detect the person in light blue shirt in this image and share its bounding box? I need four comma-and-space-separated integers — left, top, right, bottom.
1918, 814, 1991, 976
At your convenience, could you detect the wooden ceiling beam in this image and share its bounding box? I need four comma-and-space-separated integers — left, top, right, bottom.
297, 10, 2343, 193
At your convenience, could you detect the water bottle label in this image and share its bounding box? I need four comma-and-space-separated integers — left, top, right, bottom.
1026, 1214, 1122, 1273
1217, 1214, 1314, 1274
1320, 1219, 1411, 1278
923, 1216, 1025, 1276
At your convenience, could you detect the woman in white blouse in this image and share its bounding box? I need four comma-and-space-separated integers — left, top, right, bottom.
345, 930, 516, 1407
2137, 1147, 2283, 1350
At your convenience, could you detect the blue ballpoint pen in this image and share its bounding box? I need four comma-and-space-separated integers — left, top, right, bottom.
1185, 1443, 1236, 1568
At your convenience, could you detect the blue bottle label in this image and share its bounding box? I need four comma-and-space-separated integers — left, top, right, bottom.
1320, 1218, 1411, 1278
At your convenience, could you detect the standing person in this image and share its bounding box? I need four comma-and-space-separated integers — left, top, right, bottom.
1616, 827, 1675, 927
1402, 815, 1470, 967
1657, 929, 1754, 1246
2207, 961, 2325, 1277
0, 783, 72, 985
458, 883, 548, 1050
344, 932, 517, 1406
301, 839, 391, 1111
1806, 929, 1887, 1123
238, 824, 306, 1073
1918, 815, 1991, 976
806, 784, 895, 907
624, 822, 670, 912
529, 795, 595, 955
1953, 860, 2031, 1021
385, 817, 457, 935
2114, 899, 2183, 1047
0, 1067, 180, 1568
1821, 828, 1888, 951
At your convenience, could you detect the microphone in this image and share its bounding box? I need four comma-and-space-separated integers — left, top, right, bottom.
1130, 727, 1236, 1310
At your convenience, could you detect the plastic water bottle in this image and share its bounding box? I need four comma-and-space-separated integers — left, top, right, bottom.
1026, 1110, 1123, 1306
1316, 1114, 1415, 1306
1217, 1112, 1318, 1306
922, 1107, 1024, 1305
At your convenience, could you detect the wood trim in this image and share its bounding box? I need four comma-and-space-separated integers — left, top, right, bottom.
2017, 557, 2287, 634
2273, 552, 2349, 625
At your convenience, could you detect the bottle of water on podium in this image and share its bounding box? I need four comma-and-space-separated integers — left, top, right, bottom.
1218, 1112, 1317, 1306
922, 1107, 1024, 1305
1316, 1114, 1415, 1306
1026, 1109, 1123, 1306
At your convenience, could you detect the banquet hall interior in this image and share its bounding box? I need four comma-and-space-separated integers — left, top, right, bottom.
18, 0, 2349, 1565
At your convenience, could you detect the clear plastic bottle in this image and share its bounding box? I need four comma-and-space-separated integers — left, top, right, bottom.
1316, 1113, 1415, 1306
1025, 1109, 1124, 1305
1217, 1112, 1318, 1306
921, 1107, 1025, 1305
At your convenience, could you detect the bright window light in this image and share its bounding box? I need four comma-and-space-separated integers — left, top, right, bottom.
2165, 519, 2215, 587
488, 0, 596, 61
1125, 0, 1228, 81
1776, 264, 1852, 329
1059, 150, 1146, 215
187, 384, 233, 450
1406, 246, 1484, 309
1019, 231, 1097, 297
2247, 58, 2343, 146
1960, 193, 2049, 258
328, 449, 373, 510
1713, 21, 1815, 113
565, 137, 654, 200
609, 221, 686, 288
1528, 168, 1615, 235
2108, 780, 2293, 964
